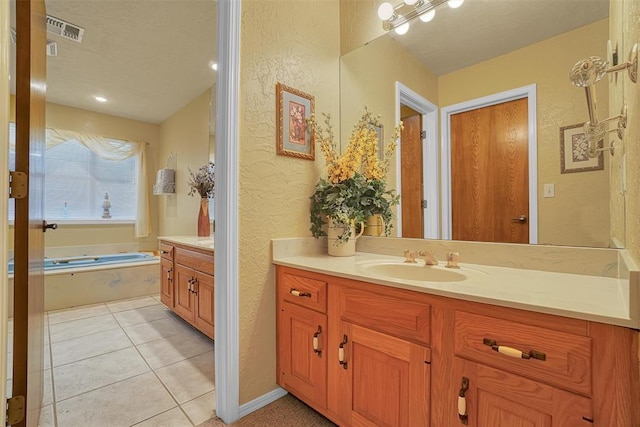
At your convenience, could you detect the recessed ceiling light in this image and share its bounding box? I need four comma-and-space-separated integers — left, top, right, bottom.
209, 61, 218, 71
94, 96, 107, 103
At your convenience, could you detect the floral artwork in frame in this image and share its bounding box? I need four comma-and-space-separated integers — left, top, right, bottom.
560, 123, 604, 174
276, 83, 315, 160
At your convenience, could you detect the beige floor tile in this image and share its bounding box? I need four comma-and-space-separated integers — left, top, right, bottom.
48, 303, 110, 325
151, 294, 162, 303
43, 369, 53, 406
38, 404, 55, 427
51, 328, 132, 367
123, 315, 197, 345
114, 304, 172, 327
54, 347, 149, 401
106, 296, 160, 313
56, 372, 177, 427
43, 345, 51, 370
182, 390, 216, 426
137, 329, 213, 369
134, 407, 194, 427
156, 352, 215, 404
49, 313, 120, 343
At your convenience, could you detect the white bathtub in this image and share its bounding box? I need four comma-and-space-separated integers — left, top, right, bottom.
8, 252, 160, 315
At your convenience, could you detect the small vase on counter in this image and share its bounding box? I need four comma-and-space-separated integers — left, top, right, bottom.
198, 198, 210, 237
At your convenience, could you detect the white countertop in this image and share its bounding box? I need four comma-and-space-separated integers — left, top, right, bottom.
272, 252, 639, 328
158, 235, 215, 251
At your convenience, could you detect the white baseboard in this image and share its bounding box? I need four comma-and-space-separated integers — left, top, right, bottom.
238, 387, 288, 418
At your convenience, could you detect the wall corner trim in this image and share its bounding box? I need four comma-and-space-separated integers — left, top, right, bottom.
238, 387, 289, 418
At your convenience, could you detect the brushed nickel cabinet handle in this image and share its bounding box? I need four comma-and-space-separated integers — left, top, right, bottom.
483, 338, 546, 361
160, 250, 170, 254
338, 335, 348, 369
289, 288, 311, 298
312, 326, 322, 357
458, 377, 469, 425
166, 268, 173, 281
511, 215, 528, 223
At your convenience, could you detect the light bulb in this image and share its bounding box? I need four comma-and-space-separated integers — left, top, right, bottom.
448, 0, 464, 8
404, 0, 419, 5
394, 21, 410, 35
419, 9, 435, 22
94, 96, 107, 103
377, 2, 395, 20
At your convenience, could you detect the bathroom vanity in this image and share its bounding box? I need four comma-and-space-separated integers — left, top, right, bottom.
273, 238, 639, 427
158, 237, 214, 339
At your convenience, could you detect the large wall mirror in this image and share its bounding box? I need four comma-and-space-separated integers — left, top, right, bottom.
341, 0, 625, 249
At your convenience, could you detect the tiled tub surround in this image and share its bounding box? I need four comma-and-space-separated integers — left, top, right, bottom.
272, 237, 639, 328
7, 295, 215, 427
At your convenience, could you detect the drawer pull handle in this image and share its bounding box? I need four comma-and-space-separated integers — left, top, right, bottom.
160, 250, 170, 254
289, 288, 311, 298
312, 326, 322, 357
338, 335, 348, 369
483, 338, 546, 361
458, 377, 469, 425
166, 268, 173, 281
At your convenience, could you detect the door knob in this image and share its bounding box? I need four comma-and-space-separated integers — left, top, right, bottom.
43, 221, 58, 232
511, 215, 527, 223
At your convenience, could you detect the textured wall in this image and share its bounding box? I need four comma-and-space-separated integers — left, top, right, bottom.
438, 20, 610, 247
340, 0, 385, 55
7, 98, 161, 251
157, 89, 212, 237
239, 0, 341, 404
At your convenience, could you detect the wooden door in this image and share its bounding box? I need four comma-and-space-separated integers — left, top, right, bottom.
337, 322, 430, 427
400, 113, 424, 238
194, 271, 214, 339
11, 0, 47, 425
450, 98, 529, 243
173, 264, 195, 323
160, 257, 174, 308
452, 358, 592, 426
277, 302, 327, 410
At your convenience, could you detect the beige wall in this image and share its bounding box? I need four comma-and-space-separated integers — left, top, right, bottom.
438, 19, 610, 247
7, 98, 160, 251
238, 0, 341, 404
157, 89, 212, 237
340, 0, 385, 55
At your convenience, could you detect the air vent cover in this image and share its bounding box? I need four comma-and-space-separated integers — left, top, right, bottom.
46, 15, 84, 43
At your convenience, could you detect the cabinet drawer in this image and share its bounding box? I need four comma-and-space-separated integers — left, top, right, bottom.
175, 247, 214, 274
159, 242, 174, 260
338, 285, 430, 346
454, 311, 591, 396
278, 271, 327, 314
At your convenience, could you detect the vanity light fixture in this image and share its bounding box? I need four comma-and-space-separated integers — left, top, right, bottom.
378, 0, 464, 32
569, 43, 637, 157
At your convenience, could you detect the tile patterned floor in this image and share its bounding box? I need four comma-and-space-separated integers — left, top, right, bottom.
7, 295, 215, 426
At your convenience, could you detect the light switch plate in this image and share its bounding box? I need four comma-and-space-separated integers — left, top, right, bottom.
544, 183, 555, 198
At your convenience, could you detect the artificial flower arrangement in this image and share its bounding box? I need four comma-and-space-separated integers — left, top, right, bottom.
308, 107, 402, 244
187, 161, 215, 198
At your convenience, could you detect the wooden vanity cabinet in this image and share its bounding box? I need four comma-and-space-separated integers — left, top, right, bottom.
159, 240, 214, 339
275, 265, 640, 427
159, 243, 174, 308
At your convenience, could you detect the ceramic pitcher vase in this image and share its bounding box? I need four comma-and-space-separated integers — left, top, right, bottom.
198, 198, 210, 237
363, 214, 385, 237
327, 217, 364, 257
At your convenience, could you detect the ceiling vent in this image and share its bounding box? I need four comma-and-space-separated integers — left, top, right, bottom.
46, 15, 84, 43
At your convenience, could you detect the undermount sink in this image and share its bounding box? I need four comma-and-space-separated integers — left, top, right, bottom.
360, 262, 467, 282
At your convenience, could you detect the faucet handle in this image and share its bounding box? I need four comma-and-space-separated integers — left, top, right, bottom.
418, 250, 438, 266
446, 252, 460, 268
404, 249, 418, 263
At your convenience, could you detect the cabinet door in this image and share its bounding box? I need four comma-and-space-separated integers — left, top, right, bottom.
160, 257, 174, 308
174, 264, 195, 323
452, 357, 592, 427
336, 322, 430, 427
278, 301, 327, 410
194, 271, 214, 339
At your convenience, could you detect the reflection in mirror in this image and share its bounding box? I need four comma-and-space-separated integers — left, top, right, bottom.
341, 0, 623, 248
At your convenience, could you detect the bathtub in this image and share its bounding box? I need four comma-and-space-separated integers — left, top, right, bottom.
8, 252, 160, 315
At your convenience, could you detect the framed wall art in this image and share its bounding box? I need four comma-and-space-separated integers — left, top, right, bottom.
560, 123, 604, 173
276, 83, 315, 160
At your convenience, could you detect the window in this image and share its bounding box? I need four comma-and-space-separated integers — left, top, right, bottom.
8, 123, 138, 221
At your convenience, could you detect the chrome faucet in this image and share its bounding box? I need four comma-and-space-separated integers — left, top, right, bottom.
446, 252, 460, 268
404, 249, 418, 263
418, 250, 438, 266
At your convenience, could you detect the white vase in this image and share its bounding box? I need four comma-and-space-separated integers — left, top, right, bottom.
327, 217, 364, 257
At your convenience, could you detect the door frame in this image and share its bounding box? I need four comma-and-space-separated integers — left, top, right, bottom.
214, 0, 241, 422
440, 84, 538, 244
395, 82, 439, 239
0, 0, 10, 418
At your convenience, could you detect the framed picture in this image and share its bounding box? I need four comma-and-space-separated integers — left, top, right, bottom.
560, 123, 604, 174
276, 83, 315, 160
